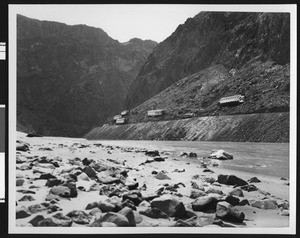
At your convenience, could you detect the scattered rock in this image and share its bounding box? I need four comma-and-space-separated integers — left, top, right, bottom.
241, 184, 258, 192
39, 173, 57, 180
28, 204, 47, 214
217, 174, 248, 186
16, 141, 30, 152
216, 201, 245, 223
91, 212, 130, 227
203, 169, 214, 173
251, 199, 277, 210
153, 156, 165, 162
190, 189, 206, 199
38, 213, 72, 227
98, 201, 115, 213
16, 206, 31, 219
17, 189, 36, 194
16, 179, 25, 186
188, 152, 197, 157
122, 193, 143, 206
45, 178, 63, 187
239, 199, 250, 206
191, 196, 219, 212
29, 215, 44, 226
145, 150, 160, 157
151, 195, 186, 218
18, 195, 35, 202
66, 210, 91, 224
38, 147, 53, 151
155, 171, 171, 180
248, 177, 261, 183
118, 207, 136, 226
82, 158, 92, 166
83, 166, 97, 178
229, 188, 244, 197
205, 187, 223, 195
209, 150, 233, 160
225, 196, 240, 206
85, 202, 99, 210
173, 169, 185, 173
139, 207, 169, 219
175, 214, 215, 227
49, 184, 77, 198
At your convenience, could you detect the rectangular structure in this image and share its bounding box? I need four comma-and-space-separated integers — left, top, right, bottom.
147, 109, 165, 117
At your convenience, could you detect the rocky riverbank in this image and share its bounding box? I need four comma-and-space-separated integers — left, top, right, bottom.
15, 132, 289, 229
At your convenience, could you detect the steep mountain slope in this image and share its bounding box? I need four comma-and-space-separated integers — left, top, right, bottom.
17, 15, 157, 137
125, 12, 290, 110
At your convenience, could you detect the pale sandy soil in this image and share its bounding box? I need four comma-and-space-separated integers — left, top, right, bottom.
14, 132, 289, 228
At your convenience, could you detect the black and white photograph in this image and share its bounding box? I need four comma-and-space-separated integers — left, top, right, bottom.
8, 3, 296, 234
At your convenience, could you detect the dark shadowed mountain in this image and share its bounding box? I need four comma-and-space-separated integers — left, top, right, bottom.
17, 14, 157, 137
125, 12, 290, 112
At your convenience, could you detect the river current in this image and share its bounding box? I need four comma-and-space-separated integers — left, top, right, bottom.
91, 140, 290, 178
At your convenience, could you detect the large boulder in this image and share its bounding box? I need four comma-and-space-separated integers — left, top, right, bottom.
83, 166, 97, 178
175, 214, 215, 227
16, 206, 31, 219
139, 207, 169, 219
217, 174, 248, 186
29, 215, 45, 227
209, 150, 233, 160
91, 212, 130, 227
150, 195, 186, 218
250, 199, 277, 210
118, 207, 136, 226
98, 201, 115, 212
191, 196, 219, 212
37, 213, 72, 227
216, 201, 245, 223
49, 183, 77, 198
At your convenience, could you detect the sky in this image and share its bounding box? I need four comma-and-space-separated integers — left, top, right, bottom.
13, 4, 207, 43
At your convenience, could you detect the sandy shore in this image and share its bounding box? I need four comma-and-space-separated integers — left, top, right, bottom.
14, 132, 290, 228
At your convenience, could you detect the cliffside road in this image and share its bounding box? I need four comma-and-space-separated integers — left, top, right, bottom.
85, 112, 289, 143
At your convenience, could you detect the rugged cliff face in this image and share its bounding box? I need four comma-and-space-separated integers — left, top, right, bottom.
17, 15, 157, 137
125, 12, 290, 111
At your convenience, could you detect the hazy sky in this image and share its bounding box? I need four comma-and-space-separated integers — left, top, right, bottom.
14, 4, 208, 43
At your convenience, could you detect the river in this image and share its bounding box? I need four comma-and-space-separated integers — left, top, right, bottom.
91, 140, 290, 178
